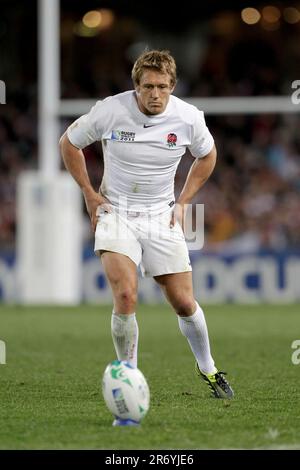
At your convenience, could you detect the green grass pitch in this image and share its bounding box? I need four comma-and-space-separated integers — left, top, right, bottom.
0, 304, 300, 449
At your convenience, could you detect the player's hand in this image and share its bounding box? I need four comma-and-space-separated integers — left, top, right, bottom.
83, 188, 112, 232
170, 202, 186, 231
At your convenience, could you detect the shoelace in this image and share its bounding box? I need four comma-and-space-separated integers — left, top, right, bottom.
215, 372, 231, 390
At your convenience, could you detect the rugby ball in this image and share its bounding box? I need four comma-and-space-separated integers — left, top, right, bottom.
102, 360, 150, 423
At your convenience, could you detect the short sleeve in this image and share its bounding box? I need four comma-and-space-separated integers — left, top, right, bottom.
67, 99, 108, 149
188, 109, 214, 158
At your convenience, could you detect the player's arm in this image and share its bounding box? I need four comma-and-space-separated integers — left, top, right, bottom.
170, 144, 217, 228
59, 132, 110, 232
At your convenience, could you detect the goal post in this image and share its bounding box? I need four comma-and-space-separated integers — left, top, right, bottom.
59, 95, 299, 117
16, 0, 82, 304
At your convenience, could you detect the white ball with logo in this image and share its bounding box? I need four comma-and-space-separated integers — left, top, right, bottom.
102, 360, 150, 423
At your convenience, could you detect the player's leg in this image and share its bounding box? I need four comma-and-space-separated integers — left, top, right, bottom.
141, 211, 233, 397
154, 271, 216, 374
101, 251, 141, 427
154, 271, 234, 398
94, 211, 142, 368
101, 251, 139, 368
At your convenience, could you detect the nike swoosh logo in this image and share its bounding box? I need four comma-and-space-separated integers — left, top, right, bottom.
143, 124, 156, 128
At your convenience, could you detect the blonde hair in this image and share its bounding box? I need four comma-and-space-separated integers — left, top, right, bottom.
131, 50, 177, 87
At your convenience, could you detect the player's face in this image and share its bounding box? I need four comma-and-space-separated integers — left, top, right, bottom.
135, 70, 174, 115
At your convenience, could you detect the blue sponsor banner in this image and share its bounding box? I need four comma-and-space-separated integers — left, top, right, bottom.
1, 247, 300, 303
189, 251, 300, 303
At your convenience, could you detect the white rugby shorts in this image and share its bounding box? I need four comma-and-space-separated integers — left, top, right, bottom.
94, 208, 192, 277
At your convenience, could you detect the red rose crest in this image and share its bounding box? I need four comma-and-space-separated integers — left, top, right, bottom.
167, 133, 177, 147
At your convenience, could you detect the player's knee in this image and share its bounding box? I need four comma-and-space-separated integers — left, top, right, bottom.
116, 288, 137, 311
173, 298, 196, 317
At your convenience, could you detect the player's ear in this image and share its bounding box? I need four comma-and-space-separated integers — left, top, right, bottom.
170, 80, 176, 93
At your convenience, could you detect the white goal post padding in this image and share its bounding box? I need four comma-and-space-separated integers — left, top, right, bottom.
16, 171, 82, 304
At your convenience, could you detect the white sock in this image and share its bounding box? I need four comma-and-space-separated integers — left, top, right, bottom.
178, 302, 217, 375
111, 311, 139, 368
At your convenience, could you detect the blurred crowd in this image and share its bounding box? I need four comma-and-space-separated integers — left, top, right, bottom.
1, 3, 300, 253
181, 114, 300, 253
0, 96, 37, 250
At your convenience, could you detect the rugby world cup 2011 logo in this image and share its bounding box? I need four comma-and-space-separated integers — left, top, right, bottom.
111, 130, 136, 142
112, 388, 129, 414
167, 133, 177, 147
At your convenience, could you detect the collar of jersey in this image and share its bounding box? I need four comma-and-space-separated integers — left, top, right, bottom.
131, 91, 174, 125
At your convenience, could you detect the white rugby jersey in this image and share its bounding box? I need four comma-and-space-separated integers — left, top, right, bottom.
67, 90, 214, 213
